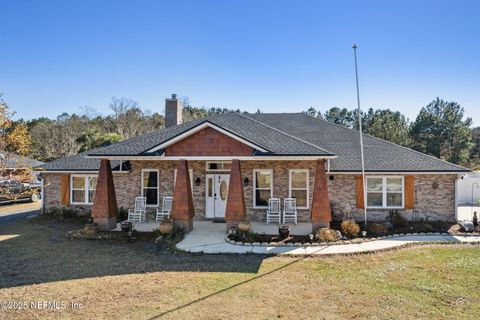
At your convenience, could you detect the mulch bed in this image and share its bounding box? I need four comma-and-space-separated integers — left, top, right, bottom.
228, 233, 312, 244
68, 229, 156, 242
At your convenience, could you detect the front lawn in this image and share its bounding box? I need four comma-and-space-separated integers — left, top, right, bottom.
0, 218, 479, 319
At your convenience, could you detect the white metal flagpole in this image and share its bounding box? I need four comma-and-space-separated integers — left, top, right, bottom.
352, 44, 368, 226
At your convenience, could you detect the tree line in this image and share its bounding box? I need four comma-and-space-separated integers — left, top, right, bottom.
1, 94, 479, 169
305, 98, 476, 166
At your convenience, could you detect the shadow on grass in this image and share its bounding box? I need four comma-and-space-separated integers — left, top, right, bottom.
0, 218, 266, 289
147, 245, 329, 320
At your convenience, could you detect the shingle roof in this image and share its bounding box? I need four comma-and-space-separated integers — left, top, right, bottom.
39, 112, 470, 173
87, 113, 334, 156
245, 113, 469, 172
38, 149, 122, 171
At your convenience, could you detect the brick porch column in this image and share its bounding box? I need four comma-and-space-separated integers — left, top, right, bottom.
225, 159, 247, 231
171, 160, 195, 233
311, 159, 331, 231
92, 159, 118, 230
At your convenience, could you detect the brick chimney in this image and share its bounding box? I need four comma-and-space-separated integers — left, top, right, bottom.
165, 94, 183, 128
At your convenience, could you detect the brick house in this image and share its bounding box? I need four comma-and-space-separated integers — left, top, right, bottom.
37, 95, 469, 232
1, 152, 44, 182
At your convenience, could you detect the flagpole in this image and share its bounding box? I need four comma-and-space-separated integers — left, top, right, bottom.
352, 44, 368, 227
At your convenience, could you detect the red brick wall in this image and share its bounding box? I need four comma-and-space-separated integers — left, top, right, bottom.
164, 127, 254, 156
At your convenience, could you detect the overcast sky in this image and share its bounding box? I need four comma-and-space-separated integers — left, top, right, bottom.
2, 0, 479, 125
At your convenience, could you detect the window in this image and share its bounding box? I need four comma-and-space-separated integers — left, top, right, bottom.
71, 175, 97, 204
114, 160, 130, 172
206, 162, 231, 171
253, 169, 273, 208
289, 169, 309, 208
141, 169, 159, 206
366, 176, 404, 208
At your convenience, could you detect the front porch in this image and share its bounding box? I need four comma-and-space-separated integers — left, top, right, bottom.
114, 220, 313, 235
91, 158, 332, 234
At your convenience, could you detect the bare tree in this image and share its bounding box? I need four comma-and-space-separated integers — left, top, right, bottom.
79, 105, 100, 119
29, 114, 85, 161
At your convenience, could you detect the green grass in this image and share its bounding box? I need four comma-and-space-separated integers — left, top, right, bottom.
0, 217, 479, 319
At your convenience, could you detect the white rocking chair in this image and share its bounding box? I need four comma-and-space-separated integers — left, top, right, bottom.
283, 197, 298, 224
266, 198, 281, 224
128, 197, 146, 223
156, 196, 173, 222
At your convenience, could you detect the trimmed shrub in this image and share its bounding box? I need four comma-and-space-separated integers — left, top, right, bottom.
42, 206, 81, 219
389, 210, 408, 228
316, 228, 339, 242
423, 224, 434, 233
340, 220, 360, 238
415, 223, 434, 233
366, 223, 389, 237
473, 212, 478, 227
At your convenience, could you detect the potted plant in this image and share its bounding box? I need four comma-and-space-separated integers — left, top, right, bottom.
159, 217, 174, 234
237, 218, 252, 233
121, 220, 133, 233
279, 225, 290, 239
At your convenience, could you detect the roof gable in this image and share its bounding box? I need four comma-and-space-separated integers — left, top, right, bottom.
163, 126, 256, 157
148, 121, 267, 154
87, 112, 334, 157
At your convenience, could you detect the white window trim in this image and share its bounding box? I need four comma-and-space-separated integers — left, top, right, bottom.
70, 175, 97, 205
141, 169, 160, 207
288, 169, 309, 209
174, 168, 194, 191
253, 169, 273, 209
366, 176, 405, 209
206, 161, 232, 172
117, 160, 124, 172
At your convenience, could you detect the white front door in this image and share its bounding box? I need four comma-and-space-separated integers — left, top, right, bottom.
206, 174, 229, 219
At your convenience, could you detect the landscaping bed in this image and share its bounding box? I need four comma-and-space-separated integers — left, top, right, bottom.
227, 212, 478, 246
67, 229, 156, 242
228, 233, 312, 245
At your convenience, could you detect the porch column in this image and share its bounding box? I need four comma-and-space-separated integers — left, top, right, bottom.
225, 159, 246, 231
92, 159, 118, 230
311, 159, 331, 231
171, 160, 195, 233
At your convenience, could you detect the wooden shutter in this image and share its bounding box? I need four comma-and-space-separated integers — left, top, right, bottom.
404, 176, 414, 209
60, 174, 70, 205
356, 176, 364, 209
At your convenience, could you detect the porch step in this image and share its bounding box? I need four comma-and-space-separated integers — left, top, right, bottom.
212, 218, 226, 223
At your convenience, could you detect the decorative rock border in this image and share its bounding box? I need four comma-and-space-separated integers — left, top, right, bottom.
225, 232, 455, 247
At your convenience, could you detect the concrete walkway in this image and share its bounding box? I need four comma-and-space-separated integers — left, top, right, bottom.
0, 202, 40, 225
177, 229, 480, 255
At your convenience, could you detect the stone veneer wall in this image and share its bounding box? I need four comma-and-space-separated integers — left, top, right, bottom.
41, 161, 457, 222
240, 161, 317, 222
328, 174, 457, 221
